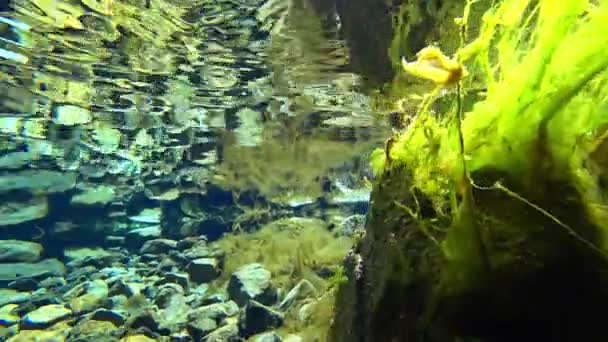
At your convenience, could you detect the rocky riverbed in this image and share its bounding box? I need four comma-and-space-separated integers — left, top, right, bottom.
0, 215, 363, 341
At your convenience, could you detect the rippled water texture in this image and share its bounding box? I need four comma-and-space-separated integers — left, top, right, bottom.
0, 0, 389, 205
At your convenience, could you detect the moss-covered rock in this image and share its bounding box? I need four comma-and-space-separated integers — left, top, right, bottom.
330, 1, 608, 341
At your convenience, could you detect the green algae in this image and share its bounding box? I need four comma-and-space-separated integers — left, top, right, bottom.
363, 0, 608, 337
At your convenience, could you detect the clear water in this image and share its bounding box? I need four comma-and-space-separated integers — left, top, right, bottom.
0, 0, 388, 340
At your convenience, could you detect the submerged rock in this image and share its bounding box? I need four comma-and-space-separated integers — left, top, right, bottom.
0, 259, 65, 284
68, 279, 109, 314
21, 304, 72, 329
0, 304, 20, 326
68, 319, 121, 342
125, 226, 162, 249
0, 151, 38, 170
70, 185, 116, 206
0, 170, 77, 194
139, 239, 177, 254
0, 196, 48, 226
187, 258, 220, 284
0, 240, 43, 263
128, 208, 161, 224
227, 263, 277, 306
52, 104, 92, 126
278, 279, 317, 311
254, 331, 282, 342
201, 322, 239, 342
240, 300, 284, 337
0, 289, 31, 307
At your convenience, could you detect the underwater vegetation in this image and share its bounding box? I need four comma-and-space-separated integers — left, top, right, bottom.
216, 217, 352, 341
332, 0, 608, 341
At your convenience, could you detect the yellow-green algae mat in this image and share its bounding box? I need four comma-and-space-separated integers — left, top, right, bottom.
370, 0, 608, 320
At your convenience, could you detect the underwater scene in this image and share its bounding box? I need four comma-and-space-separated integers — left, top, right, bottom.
1, 0, 608, 341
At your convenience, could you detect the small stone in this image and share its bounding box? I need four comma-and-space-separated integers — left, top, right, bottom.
202, 322, 239, 342
240, 300, 284, 337
105, 236, 125, 246
109, 279, 145, 297
227, 263, 277, 306
52, 104, 92, 126
188, 301, 239, 323
125, 226, 161, 249
187, 317, 217, 340
297, 303, 314, 322
38, 277, 66, 290
156, 272, 189, 290
336, 214, 367, 237
279, 279, 317, 311
21, 304, 72, 329
154, 283, 184, 309
170, 330, 192, 341
254, 331, 283, 342
0, 304, 20, 326
69, 279, 109, 314
200, 293, 226, 306
183, 244, 223, 260
0, 240, 43, 263
129, 309, 162, 334
90, 308, 127, 326
128, 208, 161, 224
187, 258, 220, 283
139, 239, 177, 254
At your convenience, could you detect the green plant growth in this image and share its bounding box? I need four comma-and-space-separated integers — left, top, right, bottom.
370, 0, 608, 328
216, 218, 352, 341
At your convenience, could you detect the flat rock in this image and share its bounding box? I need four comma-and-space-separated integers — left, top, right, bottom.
70, 185, 116, 206
0, 259, 65, 284
0, 240, 43, 263
0, 170, 76, 194
0, 196, 48, 226
64, 247, 113, 265
21, 304, 72, 329
0, 289, 31, 307
128, 208, 161, 224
